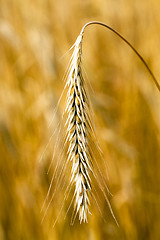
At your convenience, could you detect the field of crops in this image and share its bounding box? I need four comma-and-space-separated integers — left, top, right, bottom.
0, 0, 160, 239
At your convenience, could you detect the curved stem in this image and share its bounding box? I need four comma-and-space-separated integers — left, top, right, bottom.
80, 21, 160, 92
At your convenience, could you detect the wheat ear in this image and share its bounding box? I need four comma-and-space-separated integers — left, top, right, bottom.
41, 21, 160, 226
63, 21, 160, 224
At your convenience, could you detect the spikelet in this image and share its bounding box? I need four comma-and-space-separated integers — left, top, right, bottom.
64, 33, 92, 223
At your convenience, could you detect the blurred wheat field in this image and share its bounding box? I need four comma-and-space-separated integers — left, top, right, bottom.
0, 0, 160, 239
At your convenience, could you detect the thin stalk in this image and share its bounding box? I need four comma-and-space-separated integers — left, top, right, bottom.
80, 21, 160, 92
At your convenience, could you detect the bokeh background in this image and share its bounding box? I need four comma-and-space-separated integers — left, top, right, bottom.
0, 0, 160, 239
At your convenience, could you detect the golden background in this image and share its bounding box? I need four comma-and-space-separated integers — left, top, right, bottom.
0, 0, 160, 239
